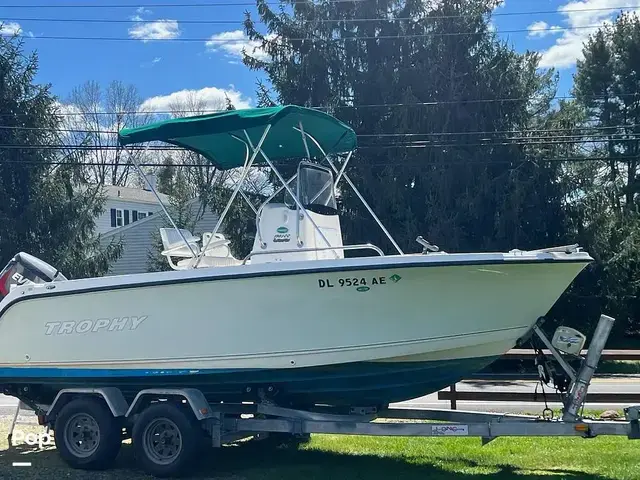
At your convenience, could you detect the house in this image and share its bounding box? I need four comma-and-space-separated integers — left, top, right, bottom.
96, 175, 220, 276
94, 175, 168, 235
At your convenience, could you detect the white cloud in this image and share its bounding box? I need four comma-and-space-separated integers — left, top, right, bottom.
140, 57, 162, 68
130, 6, 152, 22
129, 20, 181, 42
0, 22, 22, 36
527, 21, 562, 38
538, 0, 640, 69
54, 101, 81, 123
205, 30, 274, 62
140, 86, 252, 113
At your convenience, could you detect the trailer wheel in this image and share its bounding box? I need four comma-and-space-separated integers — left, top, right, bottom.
54, 397, 122, 470
132, 403, 202, 478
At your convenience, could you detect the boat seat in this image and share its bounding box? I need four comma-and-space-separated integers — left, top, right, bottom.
176, 256, 241, 268
201, 232, 231, 255
159, 228, 242, 270
159, 228, 201, 258
199, 232, 242, 266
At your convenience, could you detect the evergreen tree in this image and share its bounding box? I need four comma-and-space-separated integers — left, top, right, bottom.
243, 0, 567, 254
568, 11, 640, 342
0, 34, 121, 278
157, 155, 177, 196
147, 171, 199, 272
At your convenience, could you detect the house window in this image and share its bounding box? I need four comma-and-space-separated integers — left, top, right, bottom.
116, 209, 123, 227
138, 211, 147, 220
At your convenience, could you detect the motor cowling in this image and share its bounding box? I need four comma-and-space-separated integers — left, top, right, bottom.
0, 252, 66, 302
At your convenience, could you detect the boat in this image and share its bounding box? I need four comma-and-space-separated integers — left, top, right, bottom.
0, 105, 592, 411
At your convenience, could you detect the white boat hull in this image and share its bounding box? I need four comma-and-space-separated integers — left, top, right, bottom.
0, 251, 591, 406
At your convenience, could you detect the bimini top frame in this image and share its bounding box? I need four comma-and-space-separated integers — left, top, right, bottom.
118, 105, 404, 267
118, 105, 357, 169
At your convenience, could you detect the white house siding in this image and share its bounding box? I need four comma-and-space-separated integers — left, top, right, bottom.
95, 199, 164, 235
100, 202, 220, 276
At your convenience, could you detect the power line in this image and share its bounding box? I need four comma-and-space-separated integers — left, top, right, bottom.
5, 17, 249, 26
0, 155, 630, 167
5, 5, 640, 24
5, 124, 640, 143
0, 144, 183, 151
13, 24, 606, 43
2, 94, 638, 120
327, 94, 640, 108
2, 135, 638, 150
1, 0, 365, 8
2, 3, 638, 16
360, 138, 639, 148
3, 123, 640, 139
0, 125, 119, 135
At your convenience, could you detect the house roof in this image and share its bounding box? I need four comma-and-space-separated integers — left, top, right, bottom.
100, 196, 200, 239
102, 185, 170, 204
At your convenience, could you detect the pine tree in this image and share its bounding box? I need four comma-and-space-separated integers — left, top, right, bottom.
242, 0, 565, 254
0, 34, 121, 278
156, 155, 177, 196
569, 12, 640, 341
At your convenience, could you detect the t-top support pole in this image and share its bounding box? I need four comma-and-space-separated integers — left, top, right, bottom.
235, 141, 262, 215
299, 121, 311, 159
193, 124, 272, 268
334, 150, 353, 188
294, 127, 404, 255
243, 130, 340, 259
128, 147, 198, 259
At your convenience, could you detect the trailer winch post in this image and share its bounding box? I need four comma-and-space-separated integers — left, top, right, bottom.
563, 314, 615, 422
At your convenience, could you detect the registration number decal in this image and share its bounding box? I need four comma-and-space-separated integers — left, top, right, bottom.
318, 274, 401, 292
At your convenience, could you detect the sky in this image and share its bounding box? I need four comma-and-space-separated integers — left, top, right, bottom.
1, 0, 639, 113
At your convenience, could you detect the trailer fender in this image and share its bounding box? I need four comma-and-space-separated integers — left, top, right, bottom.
125, 388, 213, 421
46, 387, 128, 422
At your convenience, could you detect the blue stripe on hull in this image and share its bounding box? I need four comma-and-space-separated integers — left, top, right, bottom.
0, 367, 238, 378
0, 356, 499, 407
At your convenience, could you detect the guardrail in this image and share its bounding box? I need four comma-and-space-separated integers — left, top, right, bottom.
437, 349, 640, 409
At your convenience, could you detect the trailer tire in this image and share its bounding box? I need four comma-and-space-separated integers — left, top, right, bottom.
54, 397, 122, 470
132, 403, 202, 478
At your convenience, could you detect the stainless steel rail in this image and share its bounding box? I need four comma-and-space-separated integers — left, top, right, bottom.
242, 243, 384, 264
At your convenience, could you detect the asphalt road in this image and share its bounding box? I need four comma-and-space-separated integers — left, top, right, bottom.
0, 377, 638, 417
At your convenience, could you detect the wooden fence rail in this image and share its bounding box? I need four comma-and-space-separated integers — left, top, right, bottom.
504, 349, 640, 361
437, 349, 640, 410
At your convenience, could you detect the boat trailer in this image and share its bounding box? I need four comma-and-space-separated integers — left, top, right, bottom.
5, 314, 640, 477
203, 314, 640, 446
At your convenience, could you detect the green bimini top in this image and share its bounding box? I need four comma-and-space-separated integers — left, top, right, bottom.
118, 105, 357, 170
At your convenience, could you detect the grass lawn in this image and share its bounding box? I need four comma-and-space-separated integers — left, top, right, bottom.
0, 415, 638, 480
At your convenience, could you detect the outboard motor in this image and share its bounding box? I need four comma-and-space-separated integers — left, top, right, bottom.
0, 252, 66, 302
